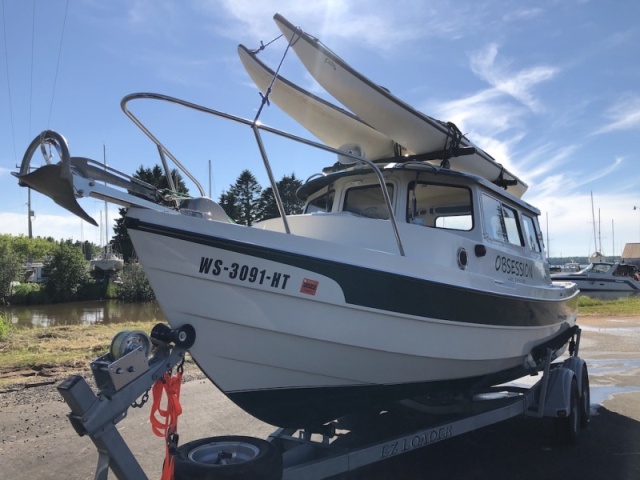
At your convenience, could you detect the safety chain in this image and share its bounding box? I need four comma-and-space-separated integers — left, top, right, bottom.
177, 358, 185, 375
131, 389, 150, 409
131, 357, 184, 409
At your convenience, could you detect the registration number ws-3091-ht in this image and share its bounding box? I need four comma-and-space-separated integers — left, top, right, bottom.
198, 256, 291, 289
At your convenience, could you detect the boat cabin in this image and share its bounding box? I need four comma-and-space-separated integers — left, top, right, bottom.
293, 162, 545, 254
256, 161, 550, 286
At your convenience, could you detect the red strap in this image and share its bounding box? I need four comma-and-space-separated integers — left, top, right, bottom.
150, 371, 183, 480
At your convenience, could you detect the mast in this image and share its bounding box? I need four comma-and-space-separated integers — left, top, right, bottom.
546, 212, 550, 258
103, 144, 108, 253
598, 208, 602, 255
591, 191, 597, 254
612, 219, 615, 257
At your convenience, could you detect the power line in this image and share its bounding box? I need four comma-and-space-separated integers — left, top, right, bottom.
1, 0, 17, 162
28, 0, 35, 137
47, 0, 69, 128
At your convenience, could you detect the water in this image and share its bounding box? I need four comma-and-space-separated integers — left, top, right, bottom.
4, 300, 167, 328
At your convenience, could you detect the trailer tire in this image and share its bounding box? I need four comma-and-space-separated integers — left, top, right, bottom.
173, 435, 282, 480
579, 366, 590, 429
554, 378, 579, 445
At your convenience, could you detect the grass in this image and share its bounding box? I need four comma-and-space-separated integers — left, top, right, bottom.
0, 319, 158, 388
577, 295, 640, 316
0, 313, 12, 341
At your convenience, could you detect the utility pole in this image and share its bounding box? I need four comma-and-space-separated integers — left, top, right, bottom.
27, 187, 33, 238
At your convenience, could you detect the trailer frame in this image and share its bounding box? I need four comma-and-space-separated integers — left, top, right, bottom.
57, 324, 588, 480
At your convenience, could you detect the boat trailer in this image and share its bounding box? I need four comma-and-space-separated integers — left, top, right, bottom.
58, 324, 589, 480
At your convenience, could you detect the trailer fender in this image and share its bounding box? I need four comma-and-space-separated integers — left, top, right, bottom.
562, 357, 587, 395
541, 367, 576, 418
562, 356, 590, 428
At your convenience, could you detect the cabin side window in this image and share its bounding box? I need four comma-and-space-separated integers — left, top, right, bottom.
407, 182, 472, 231
521, 214, 542, 253
305, 189, 335, 213
482, 194, 523, 246
501, 205, 522, 245
342, 184, 394, 219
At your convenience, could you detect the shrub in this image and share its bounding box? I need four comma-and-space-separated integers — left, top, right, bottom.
117, 262, 155, 302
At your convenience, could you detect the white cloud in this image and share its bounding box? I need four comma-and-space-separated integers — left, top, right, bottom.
420, 44, 563, 185
502, 8, 543, 22
0, 212, 101, 243
593, 95, 640, 134
531, 190, 640, 258
519, 144, 579, 185
469, 44, 558, 113
432, 89, 526, 136
207, 0, 483, 52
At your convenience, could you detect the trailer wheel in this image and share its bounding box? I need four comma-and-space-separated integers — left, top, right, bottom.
554, 378, 579, 445
173, 435, 282, 480
579, 366, 590, 429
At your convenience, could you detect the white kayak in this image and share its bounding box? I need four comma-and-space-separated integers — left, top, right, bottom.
238, 44, 397, 161
274, 13, 528, 198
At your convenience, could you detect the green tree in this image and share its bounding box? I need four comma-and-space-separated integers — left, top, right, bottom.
0, 234, 56, 263
222, 170, 261, 226
44, 244, 89, 302
256, 173, 304, 221
112, 165, 190, 263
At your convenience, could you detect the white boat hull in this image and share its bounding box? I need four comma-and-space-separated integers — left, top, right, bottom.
128, 208, 577, 427
552, 262, 640, 299
91, 258, 124, 272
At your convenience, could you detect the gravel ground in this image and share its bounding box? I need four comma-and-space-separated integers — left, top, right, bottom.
1, 316, 639, 479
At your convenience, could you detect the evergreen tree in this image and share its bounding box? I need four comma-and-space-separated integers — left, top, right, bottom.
218, 190, 240, 222
256, 173, 303, 221
112, 165, 190, 262
223, 170, 262, 226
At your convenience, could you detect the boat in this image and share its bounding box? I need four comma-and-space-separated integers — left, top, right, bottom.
90, 244, 124, 273
90, 146, 125, 274
13, 14, 579, 430
551, 261, 640, 300
550, 261, 582, 273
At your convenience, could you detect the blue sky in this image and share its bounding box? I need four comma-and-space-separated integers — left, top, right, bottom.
1, 0, 639, 257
